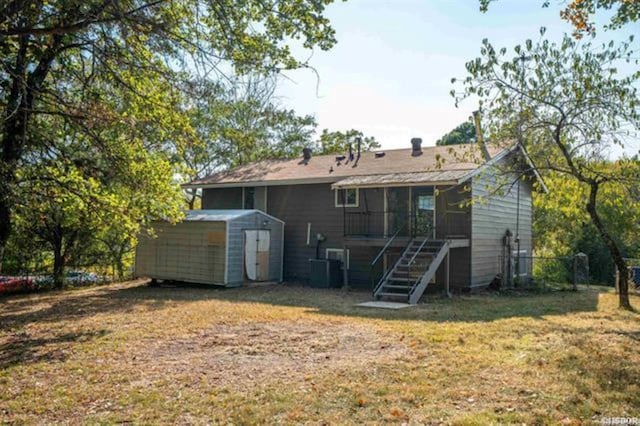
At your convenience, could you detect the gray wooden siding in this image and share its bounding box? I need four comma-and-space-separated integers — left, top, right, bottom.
199, 183, 477, 289
267, 184, 384, 285
254, 187, 267, 211
202, 188, 242, 209
135, 222, 226, 285
471, 168, 533, 288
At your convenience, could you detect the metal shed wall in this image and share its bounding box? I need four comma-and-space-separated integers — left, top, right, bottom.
225, 211, 284, 285
135, 221, 227, 285
135, 210, 284, 286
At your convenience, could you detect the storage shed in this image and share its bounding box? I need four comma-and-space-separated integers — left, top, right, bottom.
135, 210, 284, 286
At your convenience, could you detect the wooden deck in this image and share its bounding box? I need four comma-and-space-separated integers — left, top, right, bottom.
344, 236, 470, 248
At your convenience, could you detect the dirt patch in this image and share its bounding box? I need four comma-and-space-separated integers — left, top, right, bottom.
131, 321, 408, 389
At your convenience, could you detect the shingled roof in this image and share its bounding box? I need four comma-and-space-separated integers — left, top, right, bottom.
185, 143, 507, 188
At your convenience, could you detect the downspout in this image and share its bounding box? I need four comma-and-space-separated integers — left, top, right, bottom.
515, 173, 521, 283
342, 191, 346, 236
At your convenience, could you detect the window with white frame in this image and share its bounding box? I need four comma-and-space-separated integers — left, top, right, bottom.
512, 250, 528, 277
335, 188, 359, 207
326, 248, 350, 269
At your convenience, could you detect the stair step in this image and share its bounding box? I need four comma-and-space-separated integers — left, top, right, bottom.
391, 271, 424, 277
398, 261, 432, 267
378, 292, 409, 298
404, 251, 436, 256
381, 288, 411, 294
403, 257, 435, 262
373, 239, 449, 305
389, 276, 415, 282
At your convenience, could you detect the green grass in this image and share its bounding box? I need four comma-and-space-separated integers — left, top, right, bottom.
1, 281, 639, 424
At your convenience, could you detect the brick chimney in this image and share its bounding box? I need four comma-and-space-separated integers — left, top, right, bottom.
411, 137, 422, 156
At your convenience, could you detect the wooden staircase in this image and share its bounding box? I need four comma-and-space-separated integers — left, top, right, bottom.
373, 239, 449, 304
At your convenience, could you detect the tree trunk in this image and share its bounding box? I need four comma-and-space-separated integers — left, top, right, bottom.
586, 182, 632, 310
116, 259, 124, 281
0, 36, 29, 262
53, 239, 65, 289
1, 35, 59, 259
0, 244, 4, 274
186, 189, 197, 210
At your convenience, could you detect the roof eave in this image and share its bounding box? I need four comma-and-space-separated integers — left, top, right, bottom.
183, 176, 341, 189
331, 179, 462, 189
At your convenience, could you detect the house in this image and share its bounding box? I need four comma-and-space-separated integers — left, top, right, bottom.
183, 139, 547, 303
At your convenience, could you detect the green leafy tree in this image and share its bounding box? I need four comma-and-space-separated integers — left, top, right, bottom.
436, 121, 476, 146
0, 0, 340, 268
455, 32, 640, 309
533, 171, 640, 285
316, 129, 380, 155
5, 65, 188, 286
179, 76, 317, 209
480, 0, 640, 37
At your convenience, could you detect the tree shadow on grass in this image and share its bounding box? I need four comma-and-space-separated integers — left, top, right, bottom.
543, 322, 640, 415
0, 329, 110, 369
176, 282, 608, 323
0, 281, 173, 332
0, 281, 622, 331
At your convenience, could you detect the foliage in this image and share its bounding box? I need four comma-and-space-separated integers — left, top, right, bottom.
0, 0, 341, 281
179, 76, 318, 207
533, 171, 640, 285
436, 121, 476, 146
0, 0, 341, 275
479, 0, 640, 37
316, 128, 381, 155
454, 31, 640, 308
2, 64, 188, 284
178, 80, 379, 208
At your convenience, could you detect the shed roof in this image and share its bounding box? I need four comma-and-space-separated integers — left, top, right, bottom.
185, 210, 254, 222
184, 209, 285, 224
185, 144, 506, 188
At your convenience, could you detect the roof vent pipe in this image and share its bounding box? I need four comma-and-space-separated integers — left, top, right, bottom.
472, 110, 492, 162
411, 137, 422, 156
302, 147, 312, 161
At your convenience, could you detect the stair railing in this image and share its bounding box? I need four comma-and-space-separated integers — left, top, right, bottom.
409, 240, 449, 302
406, 238, 429, 292
371, 224, 408, 296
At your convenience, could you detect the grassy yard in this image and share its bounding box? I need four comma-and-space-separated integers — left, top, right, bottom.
1, 281, 639, 424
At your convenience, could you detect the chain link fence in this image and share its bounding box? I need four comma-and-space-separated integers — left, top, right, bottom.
620, 258, 640, 292
499, 253, 589, 290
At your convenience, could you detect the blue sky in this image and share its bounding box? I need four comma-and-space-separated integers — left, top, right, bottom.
275, 0, 638, 153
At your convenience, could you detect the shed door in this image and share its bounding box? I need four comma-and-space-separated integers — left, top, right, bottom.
245, 230, 270, 281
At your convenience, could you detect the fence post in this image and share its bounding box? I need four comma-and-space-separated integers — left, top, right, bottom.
572, 255, 578, 291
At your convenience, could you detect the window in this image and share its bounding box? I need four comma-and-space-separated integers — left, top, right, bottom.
512, 250, 528, 278
335, 188, 359, 207
243, 187, 255, 209
326, 248, 350, 269
417, 194, 434, 211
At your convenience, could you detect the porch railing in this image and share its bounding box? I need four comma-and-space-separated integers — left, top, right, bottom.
344, 210, 470, 238
344, 211, 387, 237
344, 210, 429, 238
